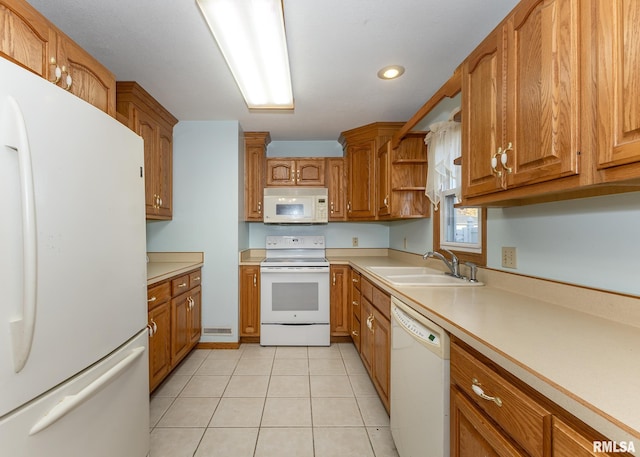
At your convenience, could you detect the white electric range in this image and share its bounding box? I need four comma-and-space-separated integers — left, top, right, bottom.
260, 235, 330, 346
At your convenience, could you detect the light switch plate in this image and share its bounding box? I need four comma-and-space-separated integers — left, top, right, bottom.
502, 246, 517, 268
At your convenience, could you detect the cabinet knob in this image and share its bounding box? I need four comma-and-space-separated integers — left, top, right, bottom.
471, 378, 503, 407
500, 142, 513, 173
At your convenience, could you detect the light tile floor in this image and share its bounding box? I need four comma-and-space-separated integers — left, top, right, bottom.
149, 343, 399, 457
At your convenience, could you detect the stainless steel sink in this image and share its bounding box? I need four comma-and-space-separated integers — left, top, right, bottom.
366, 266, 483, 287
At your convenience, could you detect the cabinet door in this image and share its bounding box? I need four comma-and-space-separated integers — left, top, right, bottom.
451, 387, 527, 457
134, 107, 160, 216
462, 28, 505, 198
296, 159, 325, 186
347, 140, 376, 218
503, 0, 580, 188
157, 124, 173, 219
594, 0, 640, 172
148, 301, 170, 392
371, 307, 390, 411
171, 291, 191, 365
327, 158, 346, 220
239, 266, 260, 337
360, 297, 374, 374
330, 265, 350, 336
55, 32, 116, 116
189, 286, 202, 346
0, 0, 53, 78
376, 141, 391, 217
244, 135, 267, 220
266, 159, 296, 186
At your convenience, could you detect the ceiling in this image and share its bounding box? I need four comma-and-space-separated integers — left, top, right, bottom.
28, 0, 518, 141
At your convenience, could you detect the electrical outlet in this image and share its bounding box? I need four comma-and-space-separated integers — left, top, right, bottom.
352, 237, 359, 247
502, 246, 517, 268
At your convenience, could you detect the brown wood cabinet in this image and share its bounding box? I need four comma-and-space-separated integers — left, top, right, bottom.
147, 281, 171, 392
326, 158, 347, 220
1, 0, 116, 116
450, 337, 632, 457
244, 132, 270, 221
116, 82, 178, 220
461, 0, 580, 202
329, 265, 350, 337
592, 0, 640, 182
350, 269, 361, 351
339, 122, 404, 219
377, 134, 430, 220
239, 265, 260, 339
359, 276, 391, 412
265, 158, 326, 186
147, 268, 202, 392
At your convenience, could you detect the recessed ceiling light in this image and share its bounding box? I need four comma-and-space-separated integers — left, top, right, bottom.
377, 65, 405, 80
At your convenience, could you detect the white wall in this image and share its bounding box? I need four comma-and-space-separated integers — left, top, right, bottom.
487, 192, 640, 296
146, 121, 242, 342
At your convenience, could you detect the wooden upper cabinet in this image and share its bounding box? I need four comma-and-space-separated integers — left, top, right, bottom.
504, 0, 580, 187
462, 27, 504, 198
117, 82, 178, 220
265, 158, 326, 186
340, 122, 404, 220
1, 0, 116, 116
462, 0, 580, 200
244, 132, 270, 221
0, 0, 53, 78
376, 141, 391, 218
326, 158, 346, 220
55, 32, 116, 116
593, 0, 640, 180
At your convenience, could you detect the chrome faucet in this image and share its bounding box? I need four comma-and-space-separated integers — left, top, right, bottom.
423, 249, 461, 278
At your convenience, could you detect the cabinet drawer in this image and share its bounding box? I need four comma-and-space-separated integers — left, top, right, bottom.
371, 287, 390, 320
147, 281, 170, 310
171, 274, 190, 295
189, 270, 202, 288
361, 277, 373, 302
351, 270, 361, 290
450, 342, 550, 457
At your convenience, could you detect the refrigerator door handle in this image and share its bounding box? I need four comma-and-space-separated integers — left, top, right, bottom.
2, 96, 38, 373
29, 345, 145, 435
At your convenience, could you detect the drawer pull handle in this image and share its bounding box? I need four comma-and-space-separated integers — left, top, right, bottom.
352, 330, 359, 337
472, 378, 502, 407
148, 296, 157, 303
352, 300, 359, 306
193, 276, 201, 281
177, 282, 187, 288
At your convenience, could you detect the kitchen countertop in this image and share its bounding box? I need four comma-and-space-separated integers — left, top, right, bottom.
238, 247, 639, 448
147, 252, 204, 285
346, 253, 640, 451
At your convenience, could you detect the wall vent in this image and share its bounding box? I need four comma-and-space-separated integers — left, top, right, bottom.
203, 327, 233, 335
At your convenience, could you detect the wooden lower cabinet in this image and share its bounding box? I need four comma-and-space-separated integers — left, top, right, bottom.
350, 270, 361, 351
451, 387, 528, 457
239, 265, 260, 339
450, 337, 632, 457
147, 281, 171, 392
330, 265, 350, 337
358, 276, 391, 412
148, 268, 202, 392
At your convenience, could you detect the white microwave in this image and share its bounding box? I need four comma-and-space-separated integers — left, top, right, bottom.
263, 188, 328, 224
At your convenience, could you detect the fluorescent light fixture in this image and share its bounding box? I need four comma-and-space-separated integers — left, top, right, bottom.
377, 65, 405, 80
197, 0, 294, 109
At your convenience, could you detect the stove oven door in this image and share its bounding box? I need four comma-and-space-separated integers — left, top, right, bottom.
260, 266, 330, 324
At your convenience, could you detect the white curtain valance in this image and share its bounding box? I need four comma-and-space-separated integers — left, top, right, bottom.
424, 108, 461, 210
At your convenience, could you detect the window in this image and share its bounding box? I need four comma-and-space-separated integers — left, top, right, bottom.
425, 108, 486, 264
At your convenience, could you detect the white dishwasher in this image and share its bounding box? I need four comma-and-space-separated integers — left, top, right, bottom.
390, 296, 450, 457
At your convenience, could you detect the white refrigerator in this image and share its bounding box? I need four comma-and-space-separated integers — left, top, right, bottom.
0, 58, 149, 456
